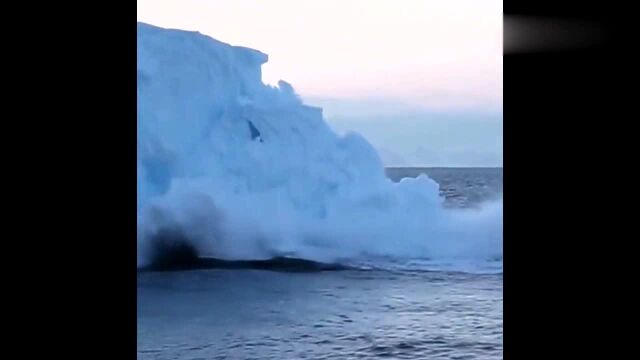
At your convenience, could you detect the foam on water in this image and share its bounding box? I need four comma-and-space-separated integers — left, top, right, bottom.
136, 23, 502, 272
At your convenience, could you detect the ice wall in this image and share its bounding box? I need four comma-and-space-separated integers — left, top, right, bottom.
137, 22, 502, 271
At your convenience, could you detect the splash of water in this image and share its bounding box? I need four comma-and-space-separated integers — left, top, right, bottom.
137, 22, 502, 272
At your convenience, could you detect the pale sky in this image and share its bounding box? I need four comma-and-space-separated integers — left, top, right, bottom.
137, 0, 503, 166
137, 0, 502, 111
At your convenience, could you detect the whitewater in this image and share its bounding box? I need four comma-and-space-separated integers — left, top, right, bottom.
136, 22, 502, 273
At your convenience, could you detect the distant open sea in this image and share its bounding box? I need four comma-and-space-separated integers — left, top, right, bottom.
138, 168, 503, 360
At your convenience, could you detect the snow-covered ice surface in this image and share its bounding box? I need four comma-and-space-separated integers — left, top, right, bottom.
136, 22, 502, 273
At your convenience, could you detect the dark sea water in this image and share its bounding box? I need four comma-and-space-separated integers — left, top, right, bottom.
138, 168, 503, 360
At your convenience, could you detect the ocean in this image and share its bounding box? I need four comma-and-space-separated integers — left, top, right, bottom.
138, 167, 503, 360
